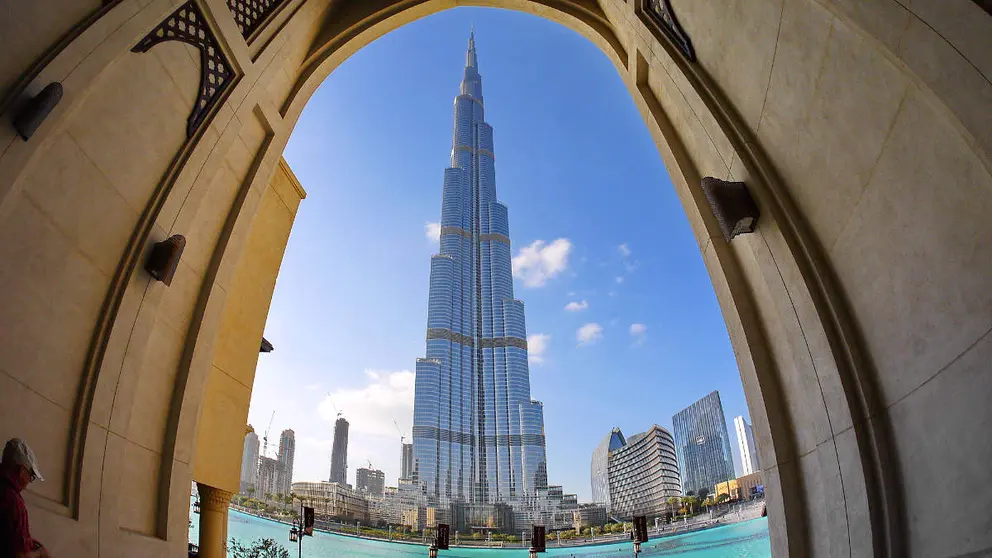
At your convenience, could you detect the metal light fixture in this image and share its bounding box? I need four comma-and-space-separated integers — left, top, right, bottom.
193, 499, 201, 514
700, 177, 760, 242
289, 526, 298, 542
145, 234, 186, 285
260, 337, 274, 353
14, 82, 63, 140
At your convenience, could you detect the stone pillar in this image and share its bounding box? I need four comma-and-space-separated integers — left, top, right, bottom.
197, 483, 233, 558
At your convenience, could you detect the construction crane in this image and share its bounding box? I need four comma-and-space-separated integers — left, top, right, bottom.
326, 393, 342, 419
261, 411, 275, 459
393, 418, 404, 444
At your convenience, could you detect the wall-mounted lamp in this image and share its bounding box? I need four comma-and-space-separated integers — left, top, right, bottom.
145, 234, 186, 286
14, 83, 63, 140
260, 337, 274, 353
700, 177, 760, 242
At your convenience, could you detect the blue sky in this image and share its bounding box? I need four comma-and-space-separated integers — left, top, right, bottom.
248, 7, 751, 502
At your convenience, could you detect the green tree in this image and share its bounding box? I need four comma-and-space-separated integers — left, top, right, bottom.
697, 487, 711, 502
717, 493, 730, 504
227, 538, 289, 558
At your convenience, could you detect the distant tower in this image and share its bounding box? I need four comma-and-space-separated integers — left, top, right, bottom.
277, 429, 296, 495
240, 426, 260, 495
734, 416, 760, 475
400, 442, 414, 481
672, 391, 735, 495
329, 417, 349, 485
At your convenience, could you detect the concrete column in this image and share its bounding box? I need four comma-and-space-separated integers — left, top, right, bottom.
197, 483, 233, 558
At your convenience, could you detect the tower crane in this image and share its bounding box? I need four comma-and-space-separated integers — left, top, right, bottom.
393, 418, 404, 444
326, 393, 342, 419
262, 411, 275, 458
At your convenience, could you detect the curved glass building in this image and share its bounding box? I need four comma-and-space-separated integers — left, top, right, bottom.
590, 428, 626, 508
607, 425, 682, 518
412, 32, 548, 507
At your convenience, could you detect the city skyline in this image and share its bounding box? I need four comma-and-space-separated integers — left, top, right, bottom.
412, 31, 549, 506
245, 7, 752, 501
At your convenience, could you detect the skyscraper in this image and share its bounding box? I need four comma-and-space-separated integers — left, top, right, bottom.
240, 427, 260, 495
277, 429, 296, 495
412, 31, 548, 507
330, 416, 349, 485
672, 391, 735, 495
401, 442, 414, 481
734, 415, 760, 476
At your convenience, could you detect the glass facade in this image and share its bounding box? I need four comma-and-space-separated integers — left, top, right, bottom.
412, 32, 547, 508
604, 425, 682, 519
590, 428, 625, 508
672, 391, 735, 495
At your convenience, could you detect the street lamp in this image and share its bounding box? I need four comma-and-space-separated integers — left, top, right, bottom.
288, 504, 314, 558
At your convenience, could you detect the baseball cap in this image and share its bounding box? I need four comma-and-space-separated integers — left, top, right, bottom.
3, 438, 44, 482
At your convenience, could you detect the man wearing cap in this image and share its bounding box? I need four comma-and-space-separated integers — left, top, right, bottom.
1, 439, 50, 558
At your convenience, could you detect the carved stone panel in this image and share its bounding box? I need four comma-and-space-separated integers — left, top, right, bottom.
132, 1, 236, 137
226, 0, 288, 41
643, 0, 696, 62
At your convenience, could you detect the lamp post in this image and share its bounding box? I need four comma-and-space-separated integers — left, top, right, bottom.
287, 503, 303, 558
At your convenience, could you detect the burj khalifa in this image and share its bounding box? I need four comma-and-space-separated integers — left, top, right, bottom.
412, 31, 548, 507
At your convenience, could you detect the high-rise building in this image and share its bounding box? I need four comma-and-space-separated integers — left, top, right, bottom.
257, 456, 283, 498
590, 428, 626, 509
734, 416, 760, 476
401, 442, 414, 481
240, 427, 260, 495
411, 31, 547, 507
329, 416, 349, 485
356, 467, 386, 496
607, 425, 682, 519
277, 429, 296, 495
672, 391, 735, 495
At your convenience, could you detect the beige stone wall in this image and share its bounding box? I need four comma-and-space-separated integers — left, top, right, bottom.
193, 158, 305, 494
0, 1, 989, 556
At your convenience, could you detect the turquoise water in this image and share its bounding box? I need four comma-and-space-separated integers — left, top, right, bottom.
191, 509, 770, 557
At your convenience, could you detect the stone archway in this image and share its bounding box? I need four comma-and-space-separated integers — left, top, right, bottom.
0, 1, 989, 557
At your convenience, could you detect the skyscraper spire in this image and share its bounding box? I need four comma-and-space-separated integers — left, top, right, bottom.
460, 28, 482, 100
465, 27, 478, 71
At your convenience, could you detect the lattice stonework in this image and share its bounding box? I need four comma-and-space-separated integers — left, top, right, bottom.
132, 1, 236, 137
644, 0, 696, 62
226, 0, 287, 40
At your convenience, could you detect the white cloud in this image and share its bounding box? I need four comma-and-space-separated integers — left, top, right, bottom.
319, 369, 415, 439
577, 323, 603, 346
424, 222, 441, 243
630, 323, 647, 336
564, 300, 589, 312
512, 238, 573, 288
615, 276, 624, 284
618, 243, 631, 257
528, 334, 550, 364
608, 290, 617, 297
